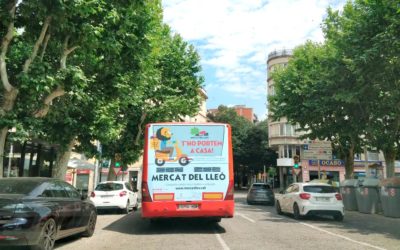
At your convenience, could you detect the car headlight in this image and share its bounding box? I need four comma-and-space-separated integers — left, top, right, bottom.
3, 218, 28, 229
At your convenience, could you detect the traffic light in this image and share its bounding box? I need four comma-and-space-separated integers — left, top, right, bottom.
115, 153, 122, 168
293, 155, 300, 169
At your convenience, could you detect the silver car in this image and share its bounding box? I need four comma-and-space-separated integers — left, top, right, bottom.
246, 183, 275, 205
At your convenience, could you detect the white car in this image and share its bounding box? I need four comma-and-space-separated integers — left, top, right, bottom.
275, 182, 344, 221
90, 181, 139, 213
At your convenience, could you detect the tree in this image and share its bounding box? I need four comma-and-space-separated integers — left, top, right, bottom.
241, 120, 277, 173
207, 105, 253, 168
323, 0, 400, 177
208, 105, 252, 186
0, 0, 103, 177
24, 1, 203, 180
270, 41, 366, 179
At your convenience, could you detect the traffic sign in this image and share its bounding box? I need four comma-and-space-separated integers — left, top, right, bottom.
303, 140, 332, 160
113, 167, 121, 175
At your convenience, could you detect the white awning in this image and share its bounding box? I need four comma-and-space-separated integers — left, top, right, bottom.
68, 159, 96, 170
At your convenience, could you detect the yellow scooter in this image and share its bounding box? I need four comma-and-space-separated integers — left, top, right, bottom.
155, 141, 191, 166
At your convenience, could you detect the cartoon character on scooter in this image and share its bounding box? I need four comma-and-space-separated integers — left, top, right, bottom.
154, 127, 191, 166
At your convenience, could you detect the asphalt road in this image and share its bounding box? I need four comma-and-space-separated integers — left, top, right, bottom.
55, 192, 400, 250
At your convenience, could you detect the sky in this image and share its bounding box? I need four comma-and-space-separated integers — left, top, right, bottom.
162, 0, 346, 120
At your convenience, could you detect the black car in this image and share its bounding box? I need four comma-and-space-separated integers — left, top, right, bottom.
246, 183, 275, 205
0, 177, 97, 250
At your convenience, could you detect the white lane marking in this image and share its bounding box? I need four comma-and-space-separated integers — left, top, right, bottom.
236, 212, 256, 223
215, 231, 230, 250
299, 222, 387, 250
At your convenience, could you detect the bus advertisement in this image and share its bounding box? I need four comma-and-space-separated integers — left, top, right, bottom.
141, 123, 234, 221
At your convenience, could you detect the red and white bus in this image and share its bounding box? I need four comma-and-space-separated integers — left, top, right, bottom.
141, 123, 234, 221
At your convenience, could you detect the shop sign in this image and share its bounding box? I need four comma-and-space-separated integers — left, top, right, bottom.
77, 169, 90, 175
308, 159, 344, 166
319, 160, 344, 166
354, 161, 382, 168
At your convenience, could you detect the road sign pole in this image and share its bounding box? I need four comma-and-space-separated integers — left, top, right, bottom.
318, 160, 321, 180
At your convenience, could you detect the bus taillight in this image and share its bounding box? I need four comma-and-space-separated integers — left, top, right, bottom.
224, 180, 234, 200
142, 181, 152, 202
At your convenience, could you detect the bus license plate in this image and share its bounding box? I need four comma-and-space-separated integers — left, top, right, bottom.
178, 204, 199, 210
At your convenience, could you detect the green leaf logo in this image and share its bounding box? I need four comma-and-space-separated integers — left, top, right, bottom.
190, 127, 199, 136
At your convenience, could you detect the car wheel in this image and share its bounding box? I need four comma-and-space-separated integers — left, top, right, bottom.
33, 218, 57, 250
122, 200, 130, 214
82, 211, 97, 237
132, 201, 139, 211
275, 201, 283, 215
293, 203, 302, 220
334, 213, 344, 222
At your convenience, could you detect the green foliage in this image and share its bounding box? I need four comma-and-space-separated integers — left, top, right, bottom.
271, 0, 400, 178
207, 106, 276, 172
0, 0, 204, 177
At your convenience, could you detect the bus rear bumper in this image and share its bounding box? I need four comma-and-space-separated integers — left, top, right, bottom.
141, 200, 234, 219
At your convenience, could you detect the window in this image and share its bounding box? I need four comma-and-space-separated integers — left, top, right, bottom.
303, 185, 336, 193
280, 124, 295, 136
0, 179, 39, 195
251, 184, 271, 190
47, 182, 68, 198
125, 183, 133, 191
285, 185, 294, 193
368, 151, 379, 161
40, 189, 54, 197
95, 183, 123, 191
61, 182, 81, 199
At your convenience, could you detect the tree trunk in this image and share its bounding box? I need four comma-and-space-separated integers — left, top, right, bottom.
0, 88, 19, 178
107, 159, 118, 181
383, 147, 396, 178
0, 128, 8, 178
53, 139, 75, 179
344, 143, 355, 179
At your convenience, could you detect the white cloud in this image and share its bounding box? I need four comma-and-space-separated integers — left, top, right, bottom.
162, 0, 345, 118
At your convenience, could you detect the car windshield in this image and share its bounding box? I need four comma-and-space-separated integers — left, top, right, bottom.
303, 185, 336, 193
0, 179, 40, 195
251, 184, 270, 190
95, 183, 123, 191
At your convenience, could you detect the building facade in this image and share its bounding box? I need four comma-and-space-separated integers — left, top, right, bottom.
267, 49, 305, 188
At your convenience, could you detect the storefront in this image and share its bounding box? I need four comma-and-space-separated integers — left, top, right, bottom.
3, 139, 57, 178
301, 159, 384, 182
67, 158, 95, 195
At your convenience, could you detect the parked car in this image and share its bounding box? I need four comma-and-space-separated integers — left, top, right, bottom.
90, 181, 139, 213
275, 182, 344, 221
0, 177, 97, 250
246, 183, 275, 205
